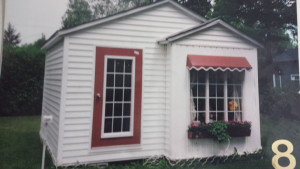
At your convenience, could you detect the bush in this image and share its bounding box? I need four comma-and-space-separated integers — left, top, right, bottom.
260, 85, 300, 119
0, 39, 45, 116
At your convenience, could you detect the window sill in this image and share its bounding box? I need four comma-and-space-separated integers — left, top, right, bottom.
90, 144, 142, 154
101, 132, 133, 139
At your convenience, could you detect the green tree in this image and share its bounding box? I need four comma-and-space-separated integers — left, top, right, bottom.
62, 0, 93, 29
0, 36, 46, 116
91, 0, 211, 19
176, 0, 212, 17
4, 23, 21, 46
209, 0, 297, 58
90, 0, 156, 19
90, 0, 119, 18
209, 0, 297, 90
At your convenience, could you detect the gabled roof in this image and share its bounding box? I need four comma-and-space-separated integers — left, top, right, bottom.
157, 19, 264, 49
273, 48, 298, 62
42, 0, 207, 50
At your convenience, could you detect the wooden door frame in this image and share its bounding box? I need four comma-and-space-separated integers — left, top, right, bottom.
91, 47, 142, 147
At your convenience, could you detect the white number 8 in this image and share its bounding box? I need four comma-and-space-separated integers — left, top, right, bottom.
272, 139, 296, 169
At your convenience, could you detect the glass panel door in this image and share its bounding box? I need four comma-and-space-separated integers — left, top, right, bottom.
102, 57, 134, 138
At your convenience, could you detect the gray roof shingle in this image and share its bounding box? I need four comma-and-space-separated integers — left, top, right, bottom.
273, 48, 298, 62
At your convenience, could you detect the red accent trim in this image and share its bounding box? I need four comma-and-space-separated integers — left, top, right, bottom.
187, 55, 252, 70
92, 47, 142, 147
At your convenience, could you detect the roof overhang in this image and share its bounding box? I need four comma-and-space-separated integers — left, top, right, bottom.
187, 55, 252, 72
42, 0, 207, 50
158, 19, 264, 49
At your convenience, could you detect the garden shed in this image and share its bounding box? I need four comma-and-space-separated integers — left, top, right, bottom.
40, 0, 263, 166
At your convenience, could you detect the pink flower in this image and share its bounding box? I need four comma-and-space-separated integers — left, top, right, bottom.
192, 122, 198, 127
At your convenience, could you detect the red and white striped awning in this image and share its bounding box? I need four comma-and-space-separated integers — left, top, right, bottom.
187, 55, 252, 72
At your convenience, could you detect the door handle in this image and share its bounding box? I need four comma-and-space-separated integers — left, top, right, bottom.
96, 93, 101, 99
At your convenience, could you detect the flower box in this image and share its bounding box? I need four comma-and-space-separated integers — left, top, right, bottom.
188, 131, 211, 139
227, 121, 251, 137
228, 128, 251, 137
187, 121, 252, 141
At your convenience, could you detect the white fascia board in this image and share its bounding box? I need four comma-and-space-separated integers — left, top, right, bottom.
41, 32, 62, 50
218, 20, 264, 49
158, 20, 264, 49
158, 21, 218, 44
157, 22, 209, 44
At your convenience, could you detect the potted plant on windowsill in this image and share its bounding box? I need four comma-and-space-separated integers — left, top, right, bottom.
206, 121, 231, 142
187, 121, 252, 141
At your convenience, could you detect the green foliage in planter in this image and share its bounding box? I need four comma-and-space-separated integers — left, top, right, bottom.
206, 121, 231, 143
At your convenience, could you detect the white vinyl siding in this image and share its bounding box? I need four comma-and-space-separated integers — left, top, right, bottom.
40, 41, 64, 162
58, 4, 201, 165
175, 25, 256, 49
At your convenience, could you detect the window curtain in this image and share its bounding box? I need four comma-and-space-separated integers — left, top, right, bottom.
190, 72, 197, 123
229, 87, 242, 121
190, 89, 196, 122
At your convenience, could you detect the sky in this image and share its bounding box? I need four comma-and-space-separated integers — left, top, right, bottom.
5, 0, 69, 44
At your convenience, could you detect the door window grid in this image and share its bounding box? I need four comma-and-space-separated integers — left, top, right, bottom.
190, 70, 243, 123
103, 57, 134, 137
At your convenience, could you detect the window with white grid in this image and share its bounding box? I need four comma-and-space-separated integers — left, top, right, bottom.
190, 70, 206, 123
208, 71, 225, 122
190, 70, 244, 123
101, 56, 135, 138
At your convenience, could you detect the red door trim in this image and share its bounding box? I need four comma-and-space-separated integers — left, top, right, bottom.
92, 47, 142, 147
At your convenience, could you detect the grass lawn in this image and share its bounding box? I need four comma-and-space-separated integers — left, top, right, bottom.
0, 114, 299, 169
0, 116, 54, 169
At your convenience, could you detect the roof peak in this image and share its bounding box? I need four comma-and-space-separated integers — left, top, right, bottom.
158, 18, 264, 49
42, 0, 207, 49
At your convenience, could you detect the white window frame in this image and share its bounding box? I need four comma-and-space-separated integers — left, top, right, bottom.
291, 74, 299, 81
190, 70, 244, 123
101, 55, 136, 139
